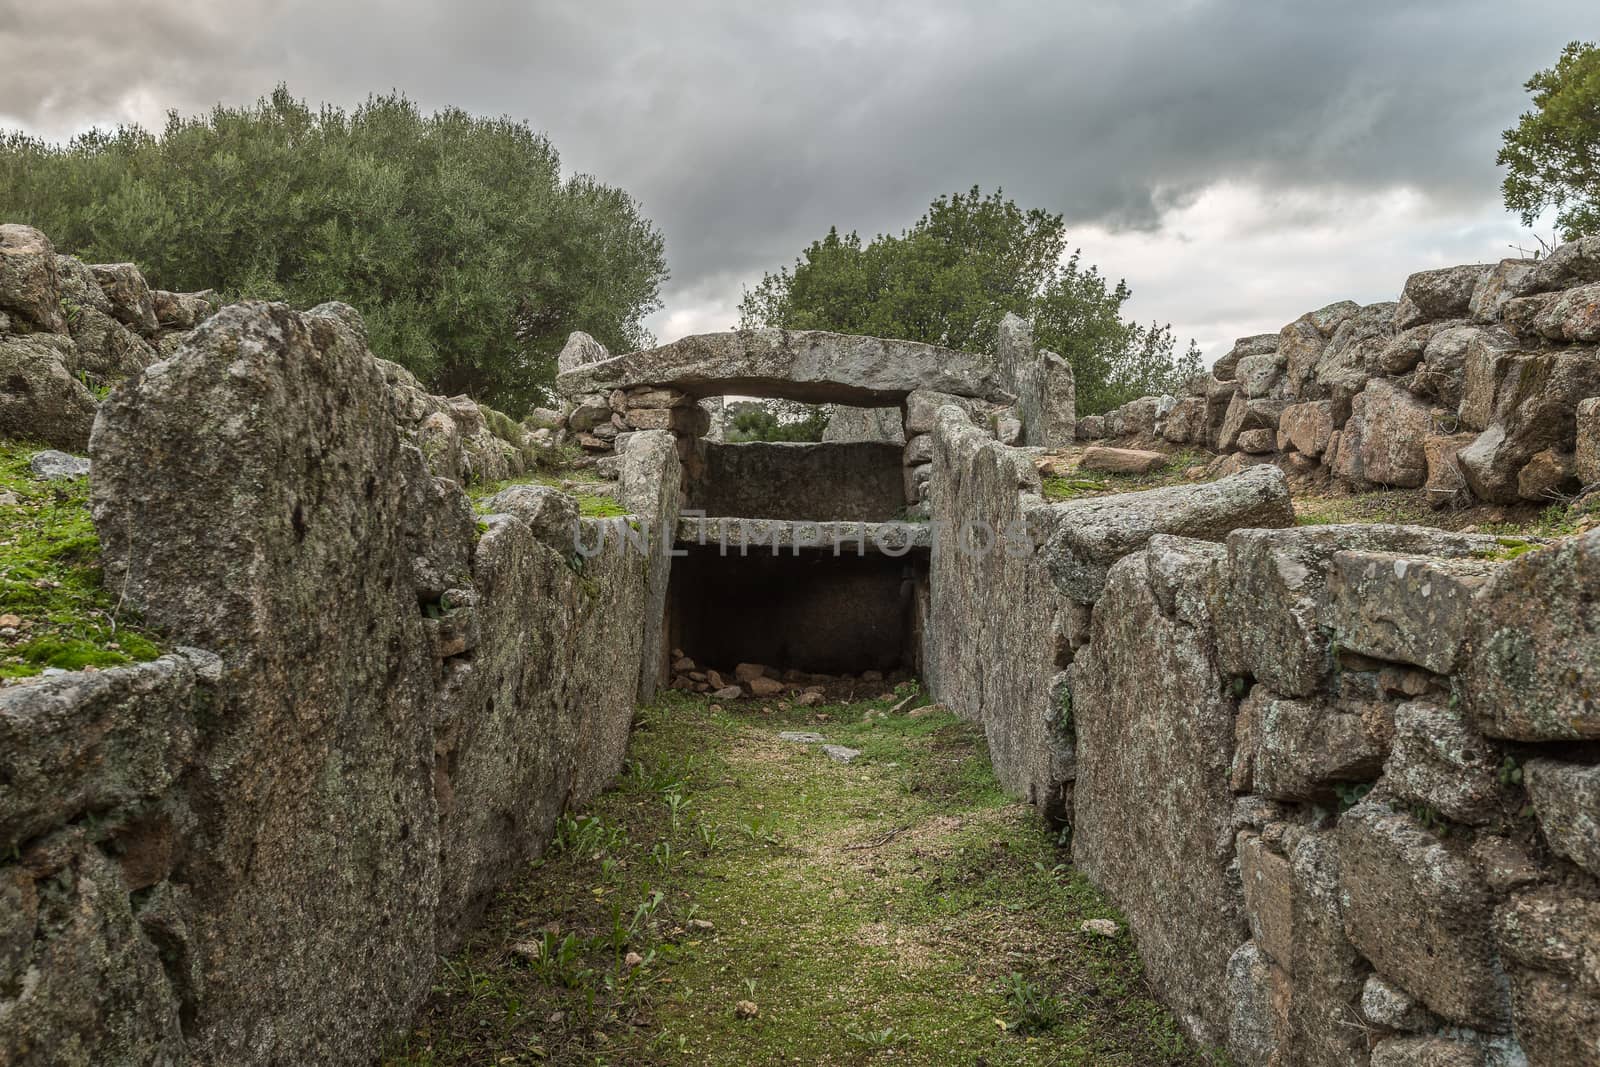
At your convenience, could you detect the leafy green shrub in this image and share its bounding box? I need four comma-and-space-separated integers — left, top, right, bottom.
0, 86, 667, 415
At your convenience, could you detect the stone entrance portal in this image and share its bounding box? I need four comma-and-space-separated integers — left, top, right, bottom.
556, 318, 1075, 686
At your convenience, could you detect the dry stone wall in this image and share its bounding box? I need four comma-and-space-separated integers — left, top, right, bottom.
1085, 235, 1600, 509
0, 224, 215, 451
1, 297, 681, 1064
926, 401, 1600, 1066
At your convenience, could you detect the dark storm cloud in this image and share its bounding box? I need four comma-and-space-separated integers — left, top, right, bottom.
1, 0, 1587, 334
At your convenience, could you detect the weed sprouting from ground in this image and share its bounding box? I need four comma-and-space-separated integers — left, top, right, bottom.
387, 690, 1225, 1065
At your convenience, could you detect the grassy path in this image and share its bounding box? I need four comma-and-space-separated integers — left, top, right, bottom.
388, 688, 1225, 1065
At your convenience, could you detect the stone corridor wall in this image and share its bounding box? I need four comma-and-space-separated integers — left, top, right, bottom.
1, 300, 681, 1064
927, 405, 1600, 1066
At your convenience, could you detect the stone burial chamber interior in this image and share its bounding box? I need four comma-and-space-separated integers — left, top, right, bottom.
670, 431, 926, 677
7, 223, 1600, 1067
668, 544, 920, 676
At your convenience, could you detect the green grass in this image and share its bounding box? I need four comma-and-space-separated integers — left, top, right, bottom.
387, 688, 1225, 1066
0, 442, 162, 679
1292, 488, 1441, 528
1293, 487, 1599, 538
1481, 496, 1599, 540
1041, 448, 1209, 502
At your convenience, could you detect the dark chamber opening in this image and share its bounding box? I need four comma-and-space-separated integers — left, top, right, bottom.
667, 544, 921, 675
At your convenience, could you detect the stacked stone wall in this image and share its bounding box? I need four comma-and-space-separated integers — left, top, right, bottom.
927, 402, 1600, 1066
1084, 236, 1600, 511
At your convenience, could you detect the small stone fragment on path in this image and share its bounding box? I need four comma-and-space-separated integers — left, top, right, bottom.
822, 744, 861, 764
778, 731, 826, 743
29, 450, 90, 480
1081, 919, 1120, 937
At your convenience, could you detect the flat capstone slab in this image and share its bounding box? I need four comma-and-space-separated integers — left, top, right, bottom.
677, 516, 932, 555
555, 327, 1011, 406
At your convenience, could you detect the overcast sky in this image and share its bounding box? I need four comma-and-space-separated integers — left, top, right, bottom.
0, 1, 1584, 363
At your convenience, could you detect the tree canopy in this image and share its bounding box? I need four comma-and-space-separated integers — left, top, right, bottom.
738, 187, 1198, 414
722, 400, 831, 442
0, 86, 668, 414
1499, 40, 1600, 241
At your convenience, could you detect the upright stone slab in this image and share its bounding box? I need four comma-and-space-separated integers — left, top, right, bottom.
91, 302, 445, 1062
926, 408, 1060, 805
614, 429, 684, 703
1072, 541, 1244, 1046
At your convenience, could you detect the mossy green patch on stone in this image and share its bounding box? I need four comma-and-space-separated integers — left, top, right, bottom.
0, 441, 162, 679
576, 495, 627, 519
1473, 536, 1540, 561
468, 471, 624, 520
388, 689, 1225, 1065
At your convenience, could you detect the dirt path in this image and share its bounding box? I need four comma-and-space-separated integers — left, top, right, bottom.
387, 689, 1225, 1065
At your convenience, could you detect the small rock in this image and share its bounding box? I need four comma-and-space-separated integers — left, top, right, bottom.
673, 655, 696, 672
734, 662, 770, 683
688, 918, 714, 931
28, 449, 90, 481
0, 614, 19, 628
778, 731, 826, 744
711, 685, 743, 701
1080, 919, 1120, 938
707, 669, 726, 689
821, 745, 861, 764
510, 940, 543, 961
748, 676, 785, 698
795, 692, 824, 707
1361, 973, 1435, 1031
624, 951, 644, 968
0, 490, 18, 506
735, 1000, 759, 1019
1080, 446, 1168, 474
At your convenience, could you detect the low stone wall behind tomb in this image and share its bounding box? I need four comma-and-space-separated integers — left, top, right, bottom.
1083, 237, 1600, 510
1, 222, 1596, 1066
